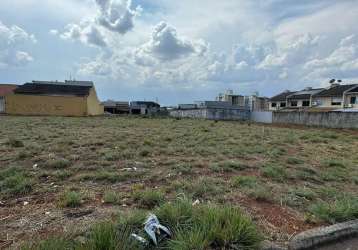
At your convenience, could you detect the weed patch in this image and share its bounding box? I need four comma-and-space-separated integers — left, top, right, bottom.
309, 195, 358, 223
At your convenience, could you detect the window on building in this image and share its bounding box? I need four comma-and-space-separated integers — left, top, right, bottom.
271, 102, 277, 108
331, 97, 342, 106
302, 101, 310, 107
280, 102, 286, 107
290, 101, 298, 107
351, 96, 357, 104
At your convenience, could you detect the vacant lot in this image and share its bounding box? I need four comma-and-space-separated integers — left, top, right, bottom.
0, 116, 357, 248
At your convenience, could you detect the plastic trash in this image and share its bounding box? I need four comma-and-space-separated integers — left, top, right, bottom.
131, 213, 171, 246
144, 214, 171, 245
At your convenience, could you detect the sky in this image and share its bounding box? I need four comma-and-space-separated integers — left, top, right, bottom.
1, 0, 358, 105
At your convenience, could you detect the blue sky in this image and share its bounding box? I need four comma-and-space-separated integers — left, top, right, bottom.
1, 0, 358, 105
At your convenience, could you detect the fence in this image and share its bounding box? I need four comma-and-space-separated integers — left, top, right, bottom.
272, 111, 358, 129
250, 111, 273, 124
169, 108, 249, 121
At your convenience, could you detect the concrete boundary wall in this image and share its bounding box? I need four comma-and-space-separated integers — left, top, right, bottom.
169, 108, 249, 121
251, 111, 273, 123
273, 111, 358, 129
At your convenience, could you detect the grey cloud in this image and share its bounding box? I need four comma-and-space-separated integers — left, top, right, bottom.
95, 0, 141, 34
136, 22, 208, 61
60, 23, 107, 48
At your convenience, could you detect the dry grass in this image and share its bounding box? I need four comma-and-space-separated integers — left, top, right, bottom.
0, 116, 357, 247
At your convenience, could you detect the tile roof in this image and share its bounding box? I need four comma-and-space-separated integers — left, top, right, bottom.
314, 84, 357, 97
287, 88, 324, 100
32, 80, 94, 87
270, 91, 295, 102
14, 83, 91, 97
347, 85, 358, 93
0, 84, 18, 96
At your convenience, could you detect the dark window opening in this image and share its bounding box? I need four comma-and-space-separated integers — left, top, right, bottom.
351, 97, 357, 104
290, 101, 298, 107
131, 109, 141, 114
280, 102, 286, 107
302, 101, 310, 107
271, 102, 277, 108
331, 102, 342, 106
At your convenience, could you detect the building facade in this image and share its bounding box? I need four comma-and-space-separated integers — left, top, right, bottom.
312, 84, 357, 109
6, 81, 103, 116
286, 88, 323, 108
345, 86, 358, 109
269, 91, 294, 111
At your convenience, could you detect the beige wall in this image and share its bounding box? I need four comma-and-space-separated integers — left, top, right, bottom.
313, 97, 343, 108
6, 94, 88, 116
345, 93, 358, 108
86, 88, 104, 116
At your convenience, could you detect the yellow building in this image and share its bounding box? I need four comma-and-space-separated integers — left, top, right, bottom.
6, 81, 104, 116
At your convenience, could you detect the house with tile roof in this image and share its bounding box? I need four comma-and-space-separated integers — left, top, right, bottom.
268, 90, 295, 111
312, 83, 357, 109
5, 81, 103, 116
344, 85, 358, 109
0, 84, 18, 113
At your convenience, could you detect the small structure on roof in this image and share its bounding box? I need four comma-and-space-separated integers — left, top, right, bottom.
5, 80, 103, 116
0, 84, 18, 113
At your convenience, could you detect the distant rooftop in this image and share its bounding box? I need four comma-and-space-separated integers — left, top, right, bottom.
270, 91, 296, 102
314, 84, 357, 97
0, 84, 18, 96
32, 80, 94, 87
15, 83, 91, 97
287, 88, 324, 100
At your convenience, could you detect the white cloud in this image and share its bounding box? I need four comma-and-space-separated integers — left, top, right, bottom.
304, 35, 358, 79
135, 22, 208, 61
60, 22, 107, 47
56, 0, 140, 48
0, 20, 36, 68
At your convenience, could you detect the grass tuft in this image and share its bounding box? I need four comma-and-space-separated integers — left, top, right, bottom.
262, 165, 287, 182
133, 189, 165, 208
59, 191, 82, 208
6, 137, 24, 147
309, 195, 358, 223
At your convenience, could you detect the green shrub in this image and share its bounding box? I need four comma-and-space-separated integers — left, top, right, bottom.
76, 171, 135, 183
103, 191, 120, 204
185, 177, 224, 199
45, 158, 71, 169
287, 157, 304, 165
212, 160, 249, 172
309, 195, 358, 223
247, 186, 271, 202
163, 201, 261, 249
262, 165, 287, 182
6, 137, 24, 147
133, 189, 165, 208
53, 170, 72, 181
59, 191, 82, 208
21, 238, 71, 250
138, 148, 151, 157
323, 159, 346, 168
232, 176, 257, 188
1, 173, 33, 195
174, 164, 193, 175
